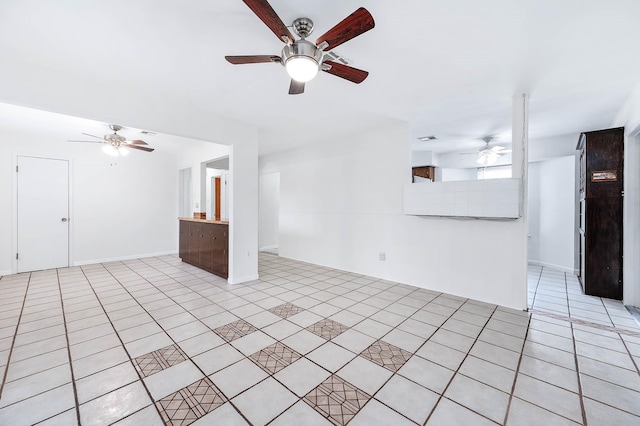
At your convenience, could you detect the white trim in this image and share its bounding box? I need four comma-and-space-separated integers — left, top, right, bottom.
227, 274, 259, 285
12, 154, 74, 275
623, 126, 640, 307
528, 260, 577, 275
73, 251, 177, 266
0, 270, 13, 276
259, 245, 278, 251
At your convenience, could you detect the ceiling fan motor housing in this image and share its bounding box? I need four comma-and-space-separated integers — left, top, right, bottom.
292, 17, 314, 39
105, 132, 126, 146
282, 41, 323, 66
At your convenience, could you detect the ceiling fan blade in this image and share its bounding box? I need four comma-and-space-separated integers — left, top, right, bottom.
316, 8, 375, 51
225, 55, 281, 65
322, 61, 369, 84
81, 133, 104, 140
125, 139, 148, 145
127, 145, 154, 152
289, 80, 305, 95
242, 0, 295, 43
68, 140, 106, 144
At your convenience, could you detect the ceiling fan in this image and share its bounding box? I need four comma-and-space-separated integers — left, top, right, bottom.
460, 136, 511, 165
225, 0, 375, 95
68, 124, 155, 156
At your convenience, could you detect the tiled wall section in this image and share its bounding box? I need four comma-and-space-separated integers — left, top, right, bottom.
404, 178, 521, 218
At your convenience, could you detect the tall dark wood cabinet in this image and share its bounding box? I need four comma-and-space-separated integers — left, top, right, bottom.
577, 127, 624, 299
179, 219, 228, 278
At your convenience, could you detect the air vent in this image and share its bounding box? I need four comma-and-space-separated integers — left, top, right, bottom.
417, 135, 437, 141
141, 130, 156, 135
323, 51, 351, 65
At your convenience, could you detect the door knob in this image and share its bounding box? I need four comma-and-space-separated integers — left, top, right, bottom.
61, 218, 68, 222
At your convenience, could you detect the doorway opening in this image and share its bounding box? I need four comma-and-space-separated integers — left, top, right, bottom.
259, 172, 280, 255
205, 157, 229, 222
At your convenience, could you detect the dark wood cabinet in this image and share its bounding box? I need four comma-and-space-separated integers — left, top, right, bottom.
179, 220, 228, 278
412, 166, 436, 182
577, 127, 624, 299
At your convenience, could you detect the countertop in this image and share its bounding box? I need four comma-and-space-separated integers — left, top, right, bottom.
178, 217, 229, 225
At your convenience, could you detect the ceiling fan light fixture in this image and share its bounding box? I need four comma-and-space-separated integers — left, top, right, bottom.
102, 144, 119, 157
282, 41, 322, 83
286, 56, 319, 82
119, 146, 130, 156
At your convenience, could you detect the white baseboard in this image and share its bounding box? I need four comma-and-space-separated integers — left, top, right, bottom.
528, 260, 576, 275
73, 251, 177, 266
227, 274, 260, 285
259, 245, 278, 251
0, 269, 13, 276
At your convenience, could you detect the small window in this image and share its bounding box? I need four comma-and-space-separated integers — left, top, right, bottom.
477, 165, 512, 180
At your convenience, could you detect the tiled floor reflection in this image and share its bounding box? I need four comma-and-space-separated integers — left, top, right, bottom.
0, 253, 638, 425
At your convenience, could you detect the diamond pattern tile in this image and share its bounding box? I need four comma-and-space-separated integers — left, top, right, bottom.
304, 374, 371, 425
156, 377, 226, 425
249, 342, 302, 374
360, 340, 412, 372
213, 319, 258, 342
268, 302, 305, 319
133, 344, 188, 378
307, 319, 349, 340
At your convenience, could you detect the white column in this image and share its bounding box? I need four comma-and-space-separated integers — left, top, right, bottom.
512, 93, 529, 309
228, 138, 259, 284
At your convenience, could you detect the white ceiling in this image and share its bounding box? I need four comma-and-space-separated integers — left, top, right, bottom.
1, 0, 639, 158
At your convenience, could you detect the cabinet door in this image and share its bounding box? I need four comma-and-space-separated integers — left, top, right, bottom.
179, 221, 189, 260
188, 222, 200, 265
211, 225, 228, 277
199, 224, 214, 272
585, 197, 623, 299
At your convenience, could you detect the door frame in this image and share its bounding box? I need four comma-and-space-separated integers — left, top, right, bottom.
12, 154, 74, 274
623, 126, 640, 307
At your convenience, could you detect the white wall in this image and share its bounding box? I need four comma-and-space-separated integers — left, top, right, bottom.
412, 151, 439, 167
0, 127, 179, 273
259, 172, 280, 250
528, 157, 576, 272
441, 168, 477, 182
260, 123, 528, 309
613, 84, 640, 307
527, 163, 541, 263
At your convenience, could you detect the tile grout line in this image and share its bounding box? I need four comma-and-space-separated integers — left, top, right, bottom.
501, 314, 532, 425
566, 271, 588, 426
528, 310, 640, 338
151, 256, 439, 425
422, 304, 500, 425
54, 269, 82, 425
78, 265, 167, 424
189, 256, 516, 425
138, 257, 329, 424
528, 266, 543, 310
0, 273, 31, 400
98, 260, 254, 425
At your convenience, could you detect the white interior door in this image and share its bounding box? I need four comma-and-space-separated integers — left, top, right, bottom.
17, 156, 70, 272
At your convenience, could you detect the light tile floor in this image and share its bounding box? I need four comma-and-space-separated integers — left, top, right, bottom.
0, 254, 638, 425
